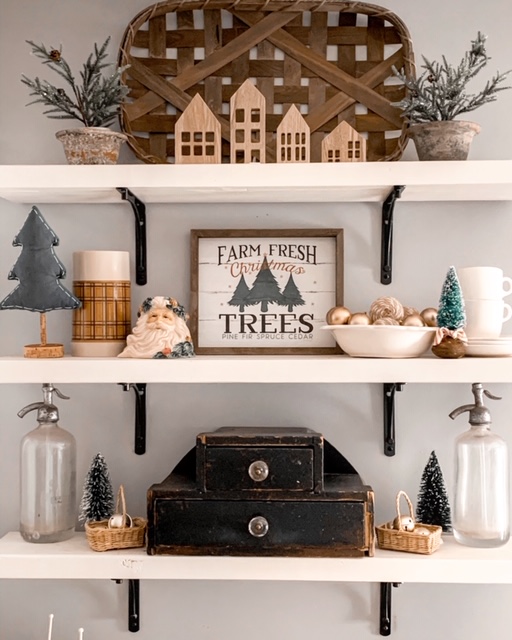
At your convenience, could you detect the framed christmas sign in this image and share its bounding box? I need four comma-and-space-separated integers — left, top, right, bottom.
190, 229, 343, 355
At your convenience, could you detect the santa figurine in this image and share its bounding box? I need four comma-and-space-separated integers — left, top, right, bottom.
118, 296, 195, 359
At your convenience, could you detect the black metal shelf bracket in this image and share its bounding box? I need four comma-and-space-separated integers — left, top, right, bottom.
117, 187, 147, 286
379, 582, 401, 635
383, 383, 405, 457
112, 579, 140, 632
381, 185, 405, 285
119, 383, 147, 455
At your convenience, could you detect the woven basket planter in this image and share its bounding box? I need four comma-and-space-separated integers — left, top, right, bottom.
85, 485, 147, 552
118, 0, 415, 164
376, 491, 442, 555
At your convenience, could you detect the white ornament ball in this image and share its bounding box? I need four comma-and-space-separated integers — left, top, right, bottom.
414, 526, 431, 536
369, 296, 404, 324
326, 306, 351, 325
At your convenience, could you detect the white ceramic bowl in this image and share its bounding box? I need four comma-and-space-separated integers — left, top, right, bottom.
322, 325, 437, 358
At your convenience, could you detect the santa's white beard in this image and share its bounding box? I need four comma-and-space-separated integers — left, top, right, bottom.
119, 316, 191, 359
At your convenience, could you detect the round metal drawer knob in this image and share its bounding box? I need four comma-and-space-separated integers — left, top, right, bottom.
248, 460, 269, 482
248, 516, 269, 538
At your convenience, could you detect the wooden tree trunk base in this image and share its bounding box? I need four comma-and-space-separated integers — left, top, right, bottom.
24, 343, 64, 359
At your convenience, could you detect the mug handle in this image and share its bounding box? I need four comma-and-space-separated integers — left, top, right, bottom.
503, 277, 512, 297
503, 303, 512, 323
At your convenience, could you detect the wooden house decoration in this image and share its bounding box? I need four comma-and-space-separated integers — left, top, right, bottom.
230, 80, 266, 164
321, 121, 367, 163
175, 94, 221, 164
276, 105, 310, 163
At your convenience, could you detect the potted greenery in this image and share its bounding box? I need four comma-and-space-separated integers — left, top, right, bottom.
394, 33, 511, 160
21, 37, 129, 164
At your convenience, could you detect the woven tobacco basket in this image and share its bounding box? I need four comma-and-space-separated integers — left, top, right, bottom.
85, 485, 147, 552
376, 491, 442, 555
119, 0, 415, 164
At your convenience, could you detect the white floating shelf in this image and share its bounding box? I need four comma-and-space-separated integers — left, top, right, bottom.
1, 532, 511, 584
0, 355, 512, 384
1, 161, 512, 204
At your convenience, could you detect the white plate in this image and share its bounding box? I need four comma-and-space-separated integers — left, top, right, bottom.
467, 336, 512, 345
465, 341, 512, 357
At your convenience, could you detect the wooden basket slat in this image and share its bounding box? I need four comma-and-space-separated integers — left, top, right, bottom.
133, 25, 403, 49
125, 55, 407, 83
309, 11, 328, 162
148, 13, 169, 160
204, 10, 224, 115
119, 0, 415, 163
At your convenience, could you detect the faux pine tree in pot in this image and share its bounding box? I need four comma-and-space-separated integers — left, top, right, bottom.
394, 33, 511, 160
21, 37, 129, 163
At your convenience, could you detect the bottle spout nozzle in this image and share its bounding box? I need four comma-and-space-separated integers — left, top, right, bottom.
17, 402, 44, 419
449, 404, 474, 421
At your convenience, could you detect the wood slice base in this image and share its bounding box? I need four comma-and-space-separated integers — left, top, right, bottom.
24, 343, 64, 358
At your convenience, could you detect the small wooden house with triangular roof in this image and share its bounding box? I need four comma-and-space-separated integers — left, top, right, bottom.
230, 80, 266, 163
175, 94, 221, 164
321, 121, 366, 163
276, 105, 310, 163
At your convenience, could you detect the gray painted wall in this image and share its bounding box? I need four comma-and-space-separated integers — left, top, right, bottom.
1, 0, 512, 637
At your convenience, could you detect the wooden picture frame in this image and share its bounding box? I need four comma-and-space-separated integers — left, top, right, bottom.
190, 229, 343, 355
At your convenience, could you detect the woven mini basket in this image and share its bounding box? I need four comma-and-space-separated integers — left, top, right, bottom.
376, 490, 442, 555
85, 485, 147, 552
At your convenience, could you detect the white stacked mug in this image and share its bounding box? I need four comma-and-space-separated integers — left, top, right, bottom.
458, 267, 512, 339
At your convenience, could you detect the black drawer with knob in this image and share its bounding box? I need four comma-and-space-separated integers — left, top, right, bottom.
196, 427, 324, 493
147, 427, 374, 557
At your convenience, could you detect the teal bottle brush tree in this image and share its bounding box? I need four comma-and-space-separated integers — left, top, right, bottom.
432, 265, 467, 358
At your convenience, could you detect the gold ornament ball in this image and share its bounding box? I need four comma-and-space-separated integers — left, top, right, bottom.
393, 515, 415, 532
374, 317, 399, 325
402, 313, 426, 327
421, 307, 438, 327
326, 305, 351, 325
348, 312, 371, 325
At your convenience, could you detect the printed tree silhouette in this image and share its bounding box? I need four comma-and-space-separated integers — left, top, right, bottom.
244, 255, 283, 312
79, 453, 115, 522
437, 265, 465, 330
416, 450, 452, 532
0, 206, 80, 356
228, 274, 251, 312
281, 274, 305, 312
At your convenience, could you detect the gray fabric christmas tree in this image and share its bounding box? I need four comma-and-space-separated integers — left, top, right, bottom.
79, 453, 115, 523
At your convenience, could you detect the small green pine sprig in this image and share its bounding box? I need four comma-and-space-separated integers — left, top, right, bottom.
21, 37, 129, 128
394, 33, 511, 122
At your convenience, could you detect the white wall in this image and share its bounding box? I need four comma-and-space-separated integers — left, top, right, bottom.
1, 0, 512, 638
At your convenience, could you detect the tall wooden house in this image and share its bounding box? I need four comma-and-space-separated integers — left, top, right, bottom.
230, 80, 266, 163
175, 94, 221, 164
321, 121, 366, 163
276, 105, 310, 163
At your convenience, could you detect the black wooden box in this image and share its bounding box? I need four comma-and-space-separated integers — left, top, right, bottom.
147, 427, 374, 557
